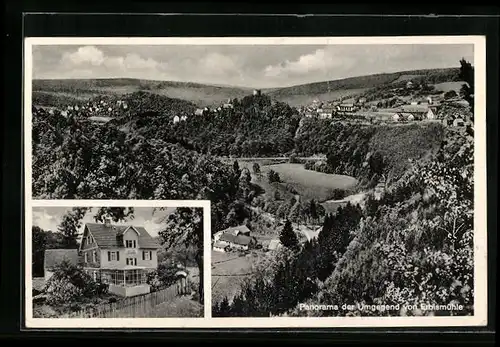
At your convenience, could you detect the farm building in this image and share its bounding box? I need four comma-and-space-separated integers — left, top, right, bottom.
213, 225, 256, 252
213, 225, 251, 242
400, 104, 437, 120
217, 233, 257, 251
392, 113, 400, 122
336, 103, 358, 113
317, 107, 335, 119
194, 108, 205, 116
173, 115, 180, 123
44, 249, 80, 282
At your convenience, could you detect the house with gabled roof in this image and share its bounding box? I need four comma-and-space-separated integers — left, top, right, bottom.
212, 224, 256, 251
79, 219, 160, 297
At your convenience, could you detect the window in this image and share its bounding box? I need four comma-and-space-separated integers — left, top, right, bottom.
143, 251, 152, 261
108, 251, 119, 261
125, 240, 135, 248
126, 258, 137, 266
92, 271, 97, 281
84, 252, 88, 263
92, 251, 97, 263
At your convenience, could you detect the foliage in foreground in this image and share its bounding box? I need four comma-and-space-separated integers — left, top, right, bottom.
214, 127, 474, 317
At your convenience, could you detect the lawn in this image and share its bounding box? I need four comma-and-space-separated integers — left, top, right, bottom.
265, 163, 358, 202
137, 296, 203, 317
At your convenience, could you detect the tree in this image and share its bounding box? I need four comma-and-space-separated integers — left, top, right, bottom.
32, 226, 47, 277
369, 151, 386, 178
280, 220, 299, 250
458, 58, 474, 111
444, 90, 458, 99
267, 170, 281, 183
309, 199, 318, 225
58, 207, 88, 249
252, 162, 261, 179
158, 207, 205, 304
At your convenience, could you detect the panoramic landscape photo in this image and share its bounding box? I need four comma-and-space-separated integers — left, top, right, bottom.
30, 42, 476, 318
30, 205, 204, 318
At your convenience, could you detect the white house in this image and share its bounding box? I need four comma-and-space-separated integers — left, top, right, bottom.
79, 220, 160, 297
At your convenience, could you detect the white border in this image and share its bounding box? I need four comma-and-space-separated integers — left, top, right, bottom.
25, 200, 212, 328
24, 36, 488, 328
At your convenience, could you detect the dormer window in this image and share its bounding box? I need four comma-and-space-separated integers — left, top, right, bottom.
125, 240, 137, 248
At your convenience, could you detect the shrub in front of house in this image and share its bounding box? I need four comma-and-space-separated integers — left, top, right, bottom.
45, 260, 108, 306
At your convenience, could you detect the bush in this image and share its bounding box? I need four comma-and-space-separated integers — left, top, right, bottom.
45, 260, 108, 305
330, 188, 346, 200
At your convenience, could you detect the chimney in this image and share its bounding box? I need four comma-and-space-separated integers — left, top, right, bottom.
104, 218, 112, 227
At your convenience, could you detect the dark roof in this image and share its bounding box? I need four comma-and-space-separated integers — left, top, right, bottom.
219, 233, 254, 246
44, 249, 79, 269
85, 223, 160, 249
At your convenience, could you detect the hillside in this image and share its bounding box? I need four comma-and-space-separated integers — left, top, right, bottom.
32, 67, 460, 109
32, 78, 252, 108
265, 67, 460, 106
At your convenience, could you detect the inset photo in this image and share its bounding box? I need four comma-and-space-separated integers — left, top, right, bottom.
26, 200, 210, 327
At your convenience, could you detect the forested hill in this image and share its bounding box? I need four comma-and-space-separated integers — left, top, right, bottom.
116, 92, 448, 187
113, 93, 302, 156
265, 67, 460, 106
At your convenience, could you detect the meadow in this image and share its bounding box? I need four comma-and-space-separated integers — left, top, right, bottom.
211, 250, 264, 304
265, 163, 358, 202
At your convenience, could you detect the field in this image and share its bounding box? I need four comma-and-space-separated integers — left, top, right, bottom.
211, 250, 265, 304
432, 81, 465, 94
265, 163, 358, 202
270, 88, 368, 107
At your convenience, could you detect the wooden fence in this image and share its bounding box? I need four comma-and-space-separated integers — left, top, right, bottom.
62, 284, 184, 318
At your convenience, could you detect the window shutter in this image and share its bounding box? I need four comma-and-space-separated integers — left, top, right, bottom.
108, 251, 111, 261
134, 258, 137, 266
142, 251, 145, 260
116, 251, 120, 261
150, 251, 152, 260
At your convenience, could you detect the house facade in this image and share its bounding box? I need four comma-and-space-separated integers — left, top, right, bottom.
79, 220, 160, 297
336, 103, 358, 114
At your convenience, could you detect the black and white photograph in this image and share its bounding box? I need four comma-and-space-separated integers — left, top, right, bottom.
24, 36, 487, 327
26, 201, 210, 326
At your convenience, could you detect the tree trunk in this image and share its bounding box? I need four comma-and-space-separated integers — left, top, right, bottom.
196, 250, 204, 304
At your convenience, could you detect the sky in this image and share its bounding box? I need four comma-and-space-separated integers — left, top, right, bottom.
32, 206, 176, 239
32, 44, 474, 88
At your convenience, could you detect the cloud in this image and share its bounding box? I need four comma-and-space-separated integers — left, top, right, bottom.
264, 48, 346, 78
61, 46, 164, 74
62, 46, 105, 66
